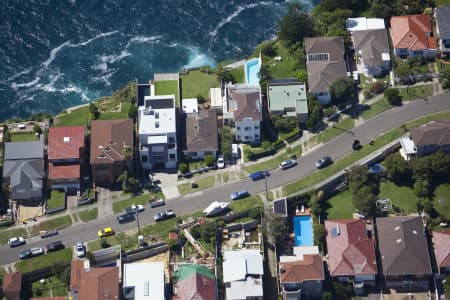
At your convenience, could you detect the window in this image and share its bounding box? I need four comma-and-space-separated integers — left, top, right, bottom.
254, 126, 259, 130
237, 135, 241, 140
168, 137, 175, 143
205, 151, 212, 156
142, 155, 148, 163
169, 154, 176, 161
255, 134, 259, 138
155, 112, 159, 119
155, 121, 159, 128
245, 127, 251, 131
236, 126, 241, 130
245, 136, 250, 140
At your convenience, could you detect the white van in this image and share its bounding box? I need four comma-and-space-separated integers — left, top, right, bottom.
17, 124, 26, 130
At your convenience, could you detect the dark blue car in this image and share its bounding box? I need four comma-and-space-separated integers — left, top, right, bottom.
249, 170, 270, 181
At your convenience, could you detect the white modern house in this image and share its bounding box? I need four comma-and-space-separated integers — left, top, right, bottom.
123, 262, 165, 300
138, 95, 177, 170
230, 87, 262, 143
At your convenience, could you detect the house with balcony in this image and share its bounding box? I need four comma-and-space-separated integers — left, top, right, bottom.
390, 15, 437, 59
90, 119, 133, 187
436, 5, 450, 57
376, 216, 432, 290
48, 126, 85, 191
305, 36, 348, 105
138, 95, 177, 170
268, 79, 308, 123
279, 246, 324, 299
325, 220, 377, 293
183, 109, 218, 160
432, 230, 450, 275
3, 141, 45, 204
230, 88, 262, 143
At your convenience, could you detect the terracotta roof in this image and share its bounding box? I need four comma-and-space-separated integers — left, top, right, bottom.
279, 254, 324, 283
48, 163, 80, 180
409, 119, 450, 147
78, 266, 119, 300
376, 216, 432, 276
184, 109, 218, 152
232, 90, 262, 122
432, 230, 450, 269
307, 61, 348, 94
48, 126, 85, 160
31, 297, 67, 300
325, 220, 377, 277
304, 36, 345, 61
390, 15, 435, 51
174, 264, 217, 300
70, 260, 84, 291
2, 271, 22, 294
90, 119, 133, 165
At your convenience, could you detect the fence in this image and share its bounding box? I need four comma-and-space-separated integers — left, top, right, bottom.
224, 219, 259, 232
123, 245, 169, 263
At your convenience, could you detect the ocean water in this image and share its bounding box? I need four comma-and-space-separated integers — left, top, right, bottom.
0, 0, 311, 121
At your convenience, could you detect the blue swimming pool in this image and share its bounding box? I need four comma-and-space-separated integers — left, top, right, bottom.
245, 57, 261, 87
293, 215, 314, 246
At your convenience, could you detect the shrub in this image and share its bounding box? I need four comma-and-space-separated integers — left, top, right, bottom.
204, 155, 215, 167
384, 88, 402, 106
369, 81, 385, 94
179, 163, 189, 174
249, 207, 261, 219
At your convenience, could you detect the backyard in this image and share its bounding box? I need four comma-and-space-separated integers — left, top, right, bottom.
180, 69, 219, 99
326, 190, 355, 220
10, 131, 38, 142
434, 184, 450, 221
377, 181, 418, 213
155, 80, 179, 106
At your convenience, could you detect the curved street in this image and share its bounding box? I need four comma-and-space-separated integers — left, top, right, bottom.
1, 92, 450, 266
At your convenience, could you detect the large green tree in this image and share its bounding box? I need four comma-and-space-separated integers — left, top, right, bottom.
329, 77, 355, 105
278, 2, 315, 48
306, 94, 323, 129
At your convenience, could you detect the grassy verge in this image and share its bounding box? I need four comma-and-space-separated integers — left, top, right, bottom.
181, 69, 219, 99
30, 215, 72, 235
11, 132, 38, 142
0, 228, 28, 245
361, 98, 392, 120
155, 80, 179, 106
398, 84, 433, 101
78, 208, 98, 222
317, 117, 355, 144
326, 189, 355, 220
229, 195, 263, 212
283, 110, 450, 196
177, 175, 216, 195
112, 192, 162, 214
244, 144, 302, 174
15, 248, 72, 273
47, 190, 65, 210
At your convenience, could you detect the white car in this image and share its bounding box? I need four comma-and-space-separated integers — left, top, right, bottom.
76, 242, 86, 258
8, 236, 26, 248
131, 204, 145, 213
217, 155, 225, 169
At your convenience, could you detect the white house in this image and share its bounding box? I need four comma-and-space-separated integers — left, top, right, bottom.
123, 262, 165, 300
231, 88, 262, 143
138, 95, 177, 170
436, 5, 450, 57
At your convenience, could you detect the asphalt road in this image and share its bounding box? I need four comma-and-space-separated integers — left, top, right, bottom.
2, 92, 450, 266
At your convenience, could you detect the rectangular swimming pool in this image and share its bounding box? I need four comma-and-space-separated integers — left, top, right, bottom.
293, 215, 313, 246
245, 57, 261, 87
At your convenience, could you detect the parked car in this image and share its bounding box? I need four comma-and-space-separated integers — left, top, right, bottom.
20, 247, 44, 259
230, 190, 250, 201
315, 156, 333, 169
131, 204, 144, 213
8, 236, 26, 248
217, 155, 225, 169
352, 139, 361, 150
117, 213, 135, 223
98, 227, 115, 238
76, 242, 86, 258
123, 207, 134, 214
279, 159, 297, 170
40, 230, 58, 239
249, 170, 270, 181
153, 210, 176, 222
45, 241, 65, 252
150, 199, 165, 208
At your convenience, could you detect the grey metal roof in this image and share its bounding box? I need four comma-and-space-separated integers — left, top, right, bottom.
4, 141, 44, 160
436, 5, 450, 38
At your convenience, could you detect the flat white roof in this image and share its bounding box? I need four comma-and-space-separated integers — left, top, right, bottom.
346, 17, 385, 32
182, 98, 198, 113
280, 246, 320, 262
210, 88, 223, 108
226, 276, 263, 299
223, 249, 263, 282
400, 135, 417, 155
123, 262, 165, 300
139, 96, 176, 135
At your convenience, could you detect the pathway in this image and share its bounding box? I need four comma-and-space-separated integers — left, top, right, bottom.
96, 187, 113, 218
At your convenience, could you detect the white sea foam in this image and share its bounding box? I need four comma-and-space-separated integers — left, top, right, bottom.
185, 47, 216, 68
128, 35, 162, 45
10, 77, 41, 90
90, 70, 118, 87
100, 50, 131, 64
6, 67, 33, 82
210, 2, 273, 37
73, 30, 119, 47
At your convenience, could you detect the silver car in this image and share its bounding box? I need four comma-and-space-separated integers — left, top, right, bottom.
76, 242, 86, 258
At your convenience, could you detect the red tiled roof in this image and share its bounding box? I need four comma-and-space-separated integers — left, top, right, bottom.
2, 271, 22, 294
432, 230, 450, 269
390, 15, 435, 51
31, 297, 67, 300
175, 272, 217, 300
70, 260, 84, 291
48, 163, 80, 180
48, 126, 85, 160
279, 254, 324, 283
325, 220, 377, 277
78, 267, 119, 300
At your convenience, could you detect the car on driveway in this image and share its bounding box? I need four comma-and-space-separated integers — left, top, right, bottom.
76, 242, 86, 258
249, 170, 270, 181
315, 156, 333, 169
279, 159, 297, 170
230, 190, 250, 201
98, 227, 115, 238
8, 236, 26, 248
153, 210, 175, 222
131, 204, 145, 213
217, 155, 225, 169
45, 241, 65, 252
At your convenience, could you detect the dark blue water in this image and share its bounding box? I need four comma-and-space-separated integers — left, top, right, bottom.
0, 0, 311, 121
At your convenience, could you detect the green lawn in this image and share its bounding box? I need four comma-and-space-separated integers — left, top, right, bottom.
361, 98, 393, 120
181, 70, 219, 99
398, 84, 433, 101
47, 190, 65, 210
31, 215, 72, 235
112, 192, 163, 214
78, 208, 98, 222
230, 66, 245, 84
56, 106, 90, 127
229, 195, 263, 212
244, 144, 302, 174
98, 101, 131, 120
268, 41, 298, 79
434, 184, 450, 221
178, 175, 216, 195
10, 132, 38, 142
155, 80, 179, 106
0, 227, 28, 245
15, 248, 72, 273
29, 275, 68, 298
326, 190, 355, 220
378, 181, 418, 213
